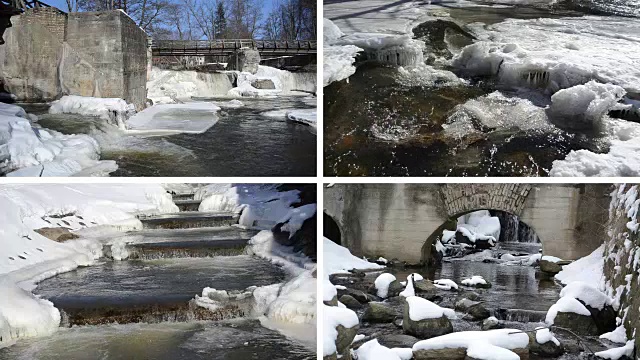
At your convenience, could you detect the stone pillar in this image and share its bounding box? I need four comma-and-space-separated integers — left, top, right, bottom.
227, 48, 260, 74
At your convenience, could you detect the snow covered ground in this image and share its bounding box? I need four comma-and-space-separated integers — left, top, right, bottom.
0, 184, 177, 348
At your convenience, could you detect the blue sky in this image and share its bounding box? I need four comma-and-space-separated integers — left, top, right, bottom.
44, 0, 276, 27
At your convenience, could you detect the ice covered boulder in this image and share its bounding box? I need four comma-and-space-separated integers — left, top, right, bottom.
547, 81, 626, 130
529, 328, 564, 357
403, 296, 454, 339
362, 301, 399, 323
559, 282, 616, 334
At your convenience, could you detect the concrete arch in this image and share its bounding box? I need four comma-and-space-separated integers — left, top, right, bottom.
324, 184, 611, 264
323, 212, 342, 245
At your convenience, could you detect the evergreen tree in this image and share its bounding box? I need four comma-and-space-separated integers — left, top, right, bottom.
213, 2, 227, 39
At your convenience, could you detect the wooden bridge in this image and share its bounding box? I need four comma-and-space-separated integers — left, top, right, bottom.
5, 0, 52, 10
151, 39, 317, 57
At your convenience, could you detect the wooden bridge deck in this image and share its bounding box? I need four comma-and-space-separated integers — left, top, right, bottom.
151, 39, 317, 57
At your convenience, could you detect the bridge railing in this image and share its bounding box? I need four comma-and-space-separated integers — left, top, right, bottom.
6, 0, 52, 10
151, 39, 317, 55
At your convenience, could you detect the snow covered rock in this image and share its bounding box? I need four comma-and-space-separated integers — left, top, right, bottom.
546, 296, 598, 335
481, 316, 504, 330
323, 304, 359, 358
412, 329, 530, 360
373, 273, 397, 298
355, 339, 403, 360
461, 276, 491, 289
594, 340, 635, 360
539, 258, 564, 274
403, 296, 454, 339
529, 328, 564, 357
362, 301, 398, 323
434, 279, 459, 291
49, 95, 135, 129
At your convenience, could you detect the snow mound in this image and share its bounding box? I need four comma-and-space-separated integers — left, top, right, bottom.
594, 340, 635, 360
535, 328, 560, 346
547, 81, 626, 130
413, 329, 530, 352
434, 279, 459, 290
355, 339, 402, 360
374, 273, 397, 298
462, 275, 488, 286
147, 67, 233, 104
406, 296, 456, 320
545, 296, 591, 324
555, 245, 604, 285
466, 342, 519, 360
324, 238, 384, 276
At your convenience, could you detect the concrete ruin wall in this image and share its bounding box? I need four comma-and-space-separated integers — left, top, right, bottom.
0, 9, 147, 109
324, 184, 610, 264
604, 184, 639, 358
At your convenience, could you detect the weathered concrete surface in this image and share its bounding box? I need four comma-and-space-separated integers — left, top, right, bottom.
604, 184, 640, 358
0, 8, 147, 109
324, 184, 610, 263
227, 48, 260, 74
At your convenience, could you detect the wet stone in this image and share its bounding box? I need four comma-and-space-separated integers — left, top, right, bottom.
339, 294, 363, 310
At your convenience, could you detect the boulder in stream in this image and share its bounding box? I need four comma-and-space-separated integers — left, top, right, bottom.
362, 302, 399, 323
402, 297, 453, 339
339, 294, 363, 310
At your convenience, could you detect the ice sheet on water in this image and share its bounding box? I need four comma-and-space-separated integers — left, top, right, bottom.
454, 16, 640, 93
126, 103, 221, 135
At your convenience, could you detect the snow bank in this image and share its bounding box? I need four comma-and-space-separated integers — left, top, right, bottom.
406, 296, 456, 320
413, 329, 530, 352
49, 95, 135, 129
355, 339, 402, 360
323, 18, 362, 86
454, 16, 640, 93
147, 67, 233, 104
196, 184, 302, 230
0, 184, 177, 347
0, 103, 117, 177
555, 245, 604, 285
323, 304, 359, 356
594, 340, 635, 360
374, 273, 397, 298
547, 81, 626, 130
324, 238, 384, 276
559, 281, 613, 310
126, 103, 221, 135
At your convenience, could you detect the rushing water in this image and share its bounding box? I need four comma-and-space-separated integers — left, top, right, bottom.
323, 1, 632, 176
23, 97, 316, 177
0, 319, 315, 360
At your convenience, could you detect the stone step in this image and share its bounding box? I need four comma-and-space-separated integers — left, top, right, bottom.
174, 199, 202, 212
103, 239, 249, 260
139, 212, 237, 229
171, 193, 195, 201
34, 256, 285, 326
59, 300, 243, 326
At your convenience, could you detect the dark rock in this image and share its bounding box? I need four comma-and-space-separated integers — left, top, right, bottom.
466, 303, 490, 321
528, 332, 564, 357
335, 324, 358, 356
553, 311, 599, 336
403, 299, 453, 339
378, 334, 419, 348
387, 280, 406, 298
251, 79, 276, 89
324, 295, 338, 307
272, 213, 316, 261
338, 288, 370, 303
540, 259, 563, 274
339, 295, 363, 310
585, 304, 617, 334
34, 227, 79, 242
362, 302, 398, 323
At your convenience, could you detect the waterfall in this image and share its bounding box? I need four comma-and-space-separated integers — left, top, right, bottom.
492, 211, 540, 243
362, 44, 425, 67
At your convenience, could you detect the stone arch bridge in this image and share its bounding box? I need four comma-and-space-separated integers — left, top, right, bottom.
324, 184, 611, 264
